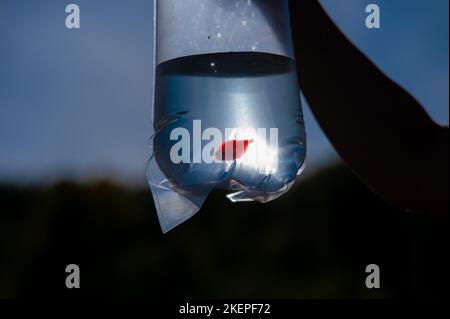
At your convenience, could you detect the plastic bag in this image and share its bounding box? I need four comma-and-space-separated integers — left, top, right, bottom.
148, 0, 306, 233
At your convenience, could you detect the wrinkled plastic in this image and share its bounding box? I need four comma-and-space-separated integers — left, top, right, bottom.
148, 0, 306, 233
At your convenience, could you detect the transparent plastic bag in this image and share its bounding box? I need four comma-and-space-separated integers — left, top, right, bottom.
148, 0, 306, 233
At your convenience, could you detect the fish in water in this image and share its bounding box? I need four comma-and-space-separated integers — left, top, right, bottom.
215, 139, 253, 161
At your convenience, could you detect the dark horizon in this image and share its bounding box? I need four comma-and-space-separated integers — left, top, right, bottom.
1, 162, 447, 298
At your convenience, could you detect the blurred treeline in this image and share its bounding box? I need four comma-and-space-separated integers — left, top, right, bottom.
0, 163, 448, 298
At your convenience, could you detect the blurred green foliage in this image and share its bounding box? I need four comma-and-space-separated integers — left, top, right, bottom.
0, 163, 447, 298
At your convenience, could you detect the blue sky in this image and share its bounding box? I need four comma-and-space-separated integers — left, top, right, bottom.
0, 0, 448, 185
